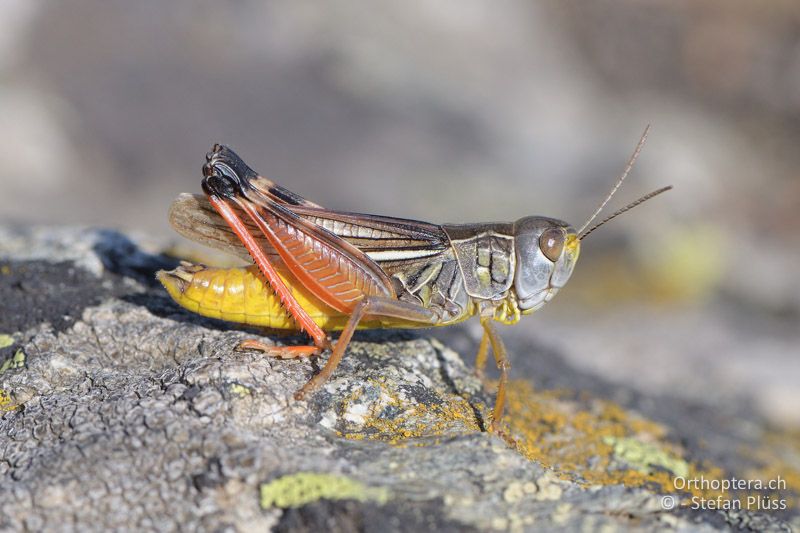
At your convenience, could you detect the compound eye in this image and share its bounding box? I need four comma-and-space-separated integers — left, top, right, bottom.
539, 227, 565, 262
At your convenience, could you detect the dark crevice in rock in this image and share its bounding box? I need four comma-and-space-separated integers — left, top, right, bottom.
275, 498, 477, 533
91, 229, 178, 288
430, 341, 487, 432
192, 456, 225, 491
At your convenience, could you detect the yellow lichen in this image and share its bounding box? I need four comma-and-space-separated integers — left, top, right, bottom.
259, 472, 390, 509
0, 389, 16, 412
337, 377, 481, 443
228, 383, 251, 397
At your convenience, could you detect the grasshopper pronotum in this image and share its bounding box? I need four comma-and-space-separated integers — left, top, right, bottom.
158, 127, 670, 430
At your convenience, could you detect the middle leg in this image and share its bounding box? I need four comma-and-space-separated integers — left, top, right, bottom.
480, 318, 511, 432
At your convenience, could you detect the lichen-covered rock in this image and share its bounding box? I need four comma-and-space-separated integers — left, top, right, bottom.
0, 226, 797, 531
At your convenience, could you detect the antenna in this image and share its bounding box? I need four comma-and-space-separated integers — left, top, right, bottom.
576, 125, 651, 236
579, 185, 672, 240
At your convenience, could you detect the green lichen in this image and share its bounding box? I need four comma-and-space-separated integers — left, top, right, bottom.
259, 472, 390, 509
0, 349, 25, 374
603, 436, 690, 478
228, 383, 251, 397
0, 334, 14, 349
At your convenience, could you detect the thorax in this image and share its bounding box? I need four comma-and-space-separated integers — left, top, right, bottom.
442, 222, 522, 325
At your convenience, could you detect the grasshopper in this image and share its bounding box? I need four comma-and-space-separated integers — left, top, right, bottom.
158, 127, 670, 430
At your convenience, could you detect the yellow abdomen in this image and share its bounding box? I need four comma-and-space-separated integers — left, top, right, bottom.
158, 263, 358, 330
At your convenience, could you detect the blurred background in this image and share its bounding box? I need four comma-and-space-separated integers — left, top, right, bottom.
1, 1, 798, 428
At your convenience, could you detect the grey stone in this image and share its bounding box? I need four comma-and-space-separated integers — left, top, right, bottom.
0, 226, 796, 532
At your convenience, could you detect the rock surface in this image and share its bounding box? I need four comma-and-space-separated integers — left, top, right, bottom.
0, 225, 797, 532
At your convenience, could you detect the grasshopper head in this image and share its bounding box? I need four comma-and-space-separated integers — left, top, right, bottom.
512, 217, 580, 314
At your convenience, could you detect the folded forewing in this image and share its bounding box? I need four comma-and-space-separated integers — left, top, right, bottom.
169, 193, 274, 263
